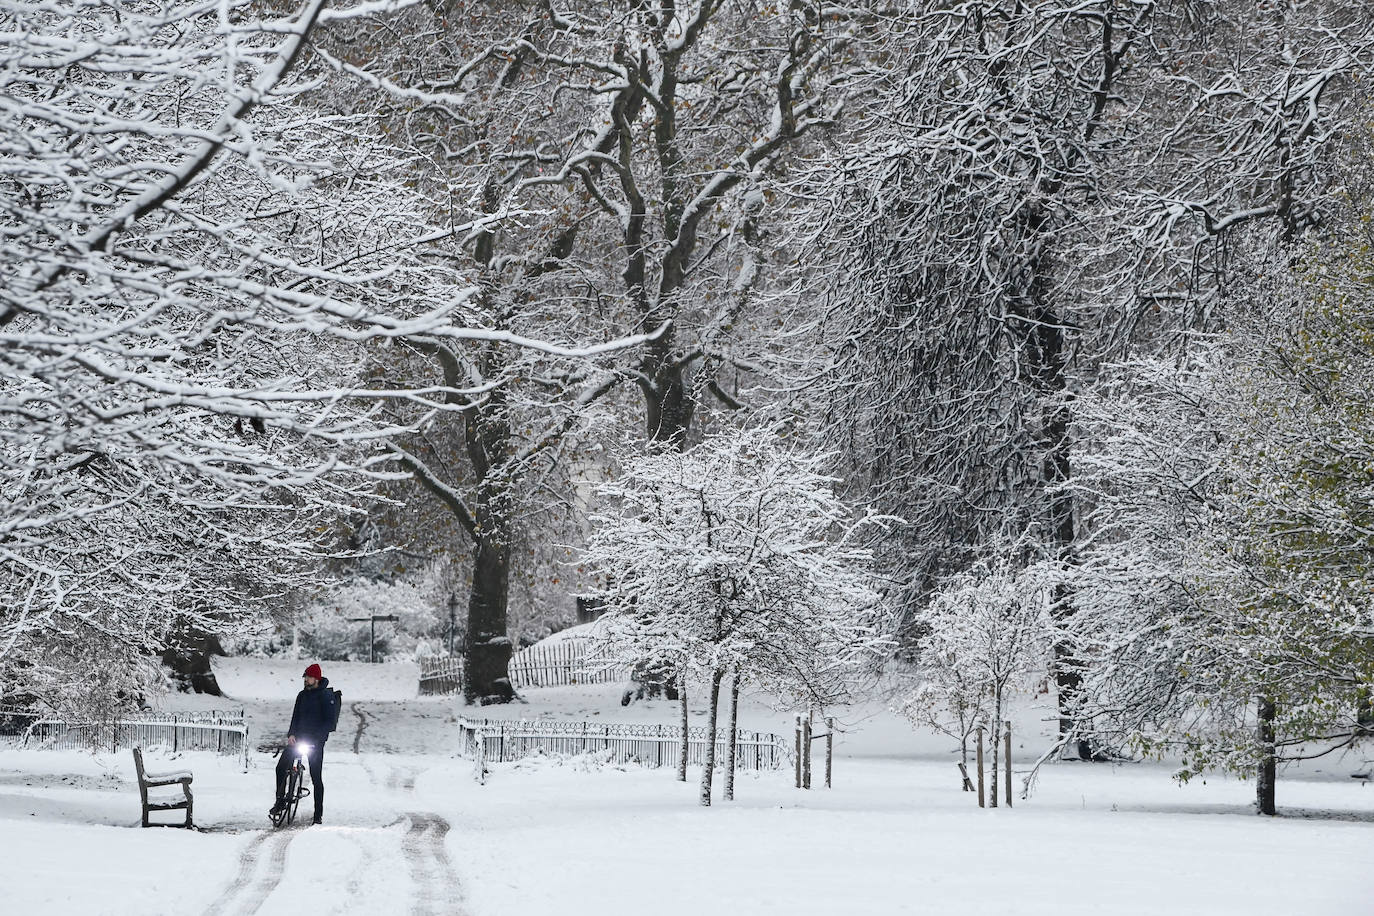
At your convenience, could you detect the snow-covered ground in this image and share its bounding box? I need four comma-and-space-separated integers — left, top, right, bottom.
0, 657, 1370, 915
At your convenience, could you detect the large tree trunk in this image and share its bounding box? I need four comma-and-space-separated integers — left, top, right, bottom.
698, 667, 725, 806
1013, 201, 1087, 759
463, 534, 514, 705
459, 354, 518, 705
643, 332, 694, 448
1256, 696, 1277, 816
159, 622, 225, 696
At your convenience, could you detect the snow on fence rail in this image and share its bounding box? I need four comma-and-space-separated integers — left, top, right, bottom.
419, 640, 634, 695
453, 716, 791, 781
0, 708, 249, 767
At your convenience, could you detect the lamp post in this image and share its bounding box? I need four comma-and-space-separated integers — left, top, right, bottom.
346, 614, 399, 663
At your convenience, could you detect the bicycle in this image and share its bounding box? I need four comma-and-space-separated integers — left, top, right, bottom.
268, 741, 313, 827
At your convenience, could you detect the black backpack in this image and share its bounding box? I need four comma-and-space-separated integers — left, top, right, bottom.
328, 689, 343, 733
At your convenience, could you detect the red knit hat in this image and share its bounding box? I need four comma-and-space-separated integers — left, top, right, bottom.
303, 663, 323, 679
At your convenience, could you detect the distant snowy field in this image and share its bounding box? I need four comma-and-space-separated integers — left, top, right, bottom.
0, 657, 1370, 915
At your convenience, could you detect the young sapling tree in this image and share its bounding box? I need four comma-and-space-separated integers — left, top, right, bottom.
904, 557, 1057, 804
583, 425, 889, 805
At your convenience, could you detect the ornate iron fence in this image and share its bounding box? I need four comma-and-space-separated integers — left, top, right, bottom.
0, 708, 249, 767
455, 715, 791, 778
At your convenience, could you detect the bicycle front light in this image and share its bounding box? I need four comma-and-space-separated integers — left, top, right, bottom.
296, 742, 312, 760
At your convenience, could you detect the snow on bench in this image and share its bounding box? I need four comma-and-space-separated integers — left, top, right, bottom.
132, 747, 193, 829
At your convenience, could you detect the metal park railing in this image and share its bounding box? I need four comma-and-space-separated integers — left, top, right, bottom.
455, 715, 791, 781
0, 708, 249, 768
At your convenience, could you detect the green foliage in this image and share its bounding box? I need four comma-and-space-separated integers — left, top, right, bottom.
1176, 136, 1374, 773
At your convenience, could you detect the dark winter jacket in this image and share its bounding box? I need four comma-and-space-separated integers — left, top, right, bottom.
288, 677, 335, 743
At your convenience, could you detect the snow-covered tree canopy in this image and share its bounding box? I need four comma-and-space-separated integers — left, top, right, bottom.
0, 0, 654, 703
783, 0, 1374, 771
901, 556, 1057, 754
806, 0, 1374, 614
1066, 136, 1374, 780
582, 425, 890, 707
323, 0, 882, 447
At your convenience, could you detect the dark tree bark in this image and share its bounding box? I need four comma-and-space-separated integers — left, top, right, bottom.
1005, 197, 1090, 758
393, 340, 520, 705
1257, 696, 1277, 816
642, 337, 694, 448
159, 624, 226, 696
464, 535, 515, 705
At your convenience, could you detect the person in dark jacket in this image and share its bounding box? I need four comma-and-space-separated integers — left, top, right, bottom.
270, 663, 336, 825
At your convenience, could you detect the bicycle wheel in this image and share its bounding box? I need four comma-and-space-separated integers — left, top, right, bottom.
284, 764, 303, 825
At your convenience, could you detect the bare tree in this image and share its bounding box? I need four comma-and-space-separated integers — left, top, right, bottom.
328, 0, 881, 447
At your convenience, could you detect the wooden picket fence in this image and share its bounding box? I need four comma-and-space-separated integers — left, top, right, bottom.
0, 708, 249, 768
419, 640, 634, 695
507, 639, 631, 688
455, 715, 791, 782
418, 655, 463, 695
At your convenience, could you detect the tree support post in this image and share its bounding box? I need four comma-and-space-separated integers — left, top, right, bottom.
825, 717, 834, 789
678, 675, 689, 782
1004, 721, 1012, 808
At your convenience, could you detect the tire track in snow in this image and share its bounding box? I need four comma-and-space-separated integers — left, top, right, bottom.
203, 832, 271, 916
204, 827, 299, 916
341, 821, 394, 901
402, 812, 464, 916
357, 751, 384, 788
351, 702, 369, 754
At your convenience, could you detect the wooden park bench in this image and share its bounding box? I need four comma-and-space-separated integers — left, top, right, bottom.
132, 747, 193, 828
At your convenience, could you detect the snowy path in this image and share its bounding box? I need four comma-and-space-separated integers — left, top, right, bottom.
399, 812, 461, 916
205, 830, 297, 916
202, 808, 463, 916
2, 659, 1372, 914
195, 701, 469, 915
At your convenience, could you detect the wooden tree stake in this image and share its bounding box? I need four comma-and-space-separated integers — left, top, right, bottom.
1004, 720, 1012, 808
825, 717, 834, 789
